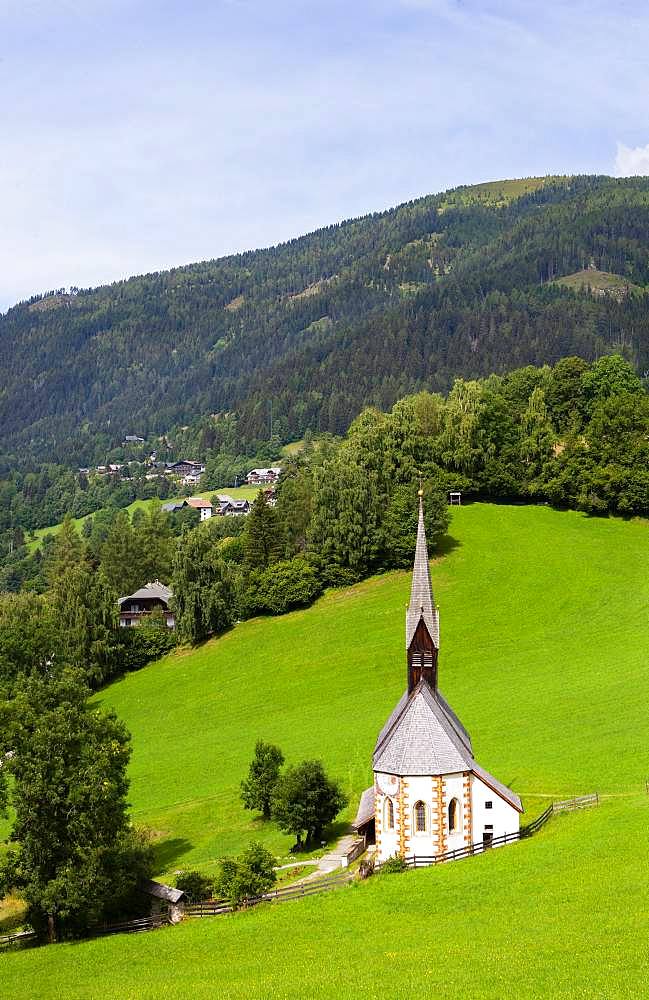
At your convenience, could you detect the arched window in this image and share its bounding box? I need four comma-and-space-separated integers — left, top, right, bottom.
448, 797, 461, 833
385, 798, 395, 830
414, 801, 427, 833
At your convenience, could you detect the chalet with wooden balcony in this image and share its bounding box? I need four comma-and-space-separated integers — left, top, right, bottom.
118, 581, 175, 629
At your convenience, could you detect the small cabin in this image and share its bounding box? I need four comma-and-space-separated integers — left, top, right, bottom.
139, 879, 187, 924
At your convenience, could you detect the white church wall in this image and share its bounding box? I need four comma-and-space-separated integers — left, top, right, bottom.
471, 774, 520, 846
406, 775, 439, 858
442, 772, 466, 852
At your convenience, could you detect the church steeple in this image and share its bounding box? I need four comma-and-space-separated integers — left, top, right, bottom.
405, 492, 439, 693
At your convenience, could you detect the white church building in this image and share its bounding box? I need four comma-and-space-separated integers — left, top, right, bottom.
353, 492, 522, 861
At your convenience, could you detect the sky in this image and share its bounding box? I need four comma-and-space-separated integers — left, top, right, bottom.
1, 0, 649, 311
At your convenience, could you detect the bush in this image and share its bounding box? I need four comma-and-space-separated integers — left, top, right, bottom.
379, 854, 408, 874
174, 870, 214, 903
214, 842, 276, 909
118, 620, 177, 673
241, 556, 323, 617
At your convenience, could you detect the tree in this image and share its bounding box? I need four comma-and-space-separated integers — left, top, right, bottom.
240, 741, 285, 820
214, 842, 276, 909
241, 556, 322, 617
272, 760, 347, 848
172, 524, 236, 644
519, 387, 555, 482
100, 510, 142, 596
0, 669, 153, 941
382, 483, 450, 568
243, 493, 285, 568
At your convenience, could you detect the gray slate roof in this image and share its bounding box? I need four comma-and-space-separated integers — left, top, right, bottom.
139, 879, 186, 904
352, 786, 376, 830
118, 581, 173, 607
373, 683, 522, 811
472, 761, 523, 812
405, 498, 439, 649
373, 681, 472, 776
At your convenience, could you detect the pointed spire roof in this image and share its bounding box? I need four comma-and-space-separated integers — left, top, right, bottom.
405, 495, 439, 649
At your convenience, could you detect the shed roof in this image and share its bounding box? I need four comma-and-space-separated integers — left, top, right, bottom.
139, 879, 187, 904
352, 786, 376, 830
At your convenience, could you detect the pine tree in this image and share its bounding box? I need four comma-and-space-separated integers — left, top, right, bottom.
243, 493, 285, 568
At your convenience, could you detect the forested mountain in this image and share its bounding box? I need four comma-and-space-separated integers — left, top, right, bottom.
2, 174, 649, 471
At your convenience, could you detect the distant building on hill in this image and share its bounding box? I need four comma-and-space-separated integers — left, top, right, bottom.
246, 467, 281, 485
186, 497, 213, 521
165, 460, 205, 479
118, 581, 175, 629
124, 435, 145, 444
215, 495, 251, 516
352, 493, 522, 860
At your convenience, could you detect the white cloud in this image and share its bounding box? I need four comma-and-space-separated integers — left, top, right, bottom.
614, 142, 649, 177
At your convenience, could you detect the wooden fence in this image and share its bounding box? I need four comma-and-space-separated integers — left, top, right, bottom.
0, 929, 37, 950
186, 871, 353, 918
89, 914, 171, 937
1, 793, 599, 944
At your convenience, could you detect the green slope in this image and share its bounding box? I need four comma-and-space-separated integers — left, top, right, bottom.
26, 485, 260, 553
91, 503, 649, 876
3, 796, 648, 999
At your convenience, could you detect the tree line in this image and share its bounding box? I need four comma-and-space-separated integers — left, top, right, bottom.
2, 353, 648, 697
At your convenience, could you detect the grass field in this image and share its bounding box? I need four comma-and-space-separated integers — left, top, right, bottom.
3, 795, 648, 999
552, 268, 645, 297
3, 502, 649, 995
86, 503, 649, 877
26, 485, 260, 552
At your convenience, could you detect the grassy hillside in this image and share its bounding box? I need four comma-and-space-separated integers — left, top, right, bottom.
26, 485, 260, 553
3, 796, 647, 999
89, 503, 649, 877
553, 267, 644, 298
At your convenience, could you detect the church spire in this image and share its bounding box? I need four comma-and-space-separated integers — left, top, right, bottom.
405, 491, 439, 692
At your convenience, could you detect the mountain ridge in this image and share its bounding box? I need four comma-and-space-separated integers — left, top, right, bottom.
2, 173, 649, 470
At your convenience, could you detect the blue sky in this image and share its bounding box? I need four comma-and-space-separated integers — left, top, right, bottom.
1, 0, 648, 310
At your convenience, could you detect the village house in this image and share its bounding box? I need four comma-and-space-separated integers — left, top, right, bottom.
353, 493, 522, 860
245, 467, 281, 485
118, 581, 175, 629
186, 497, 213, 521
166, 460, 205, 479
216, 494, 251, 516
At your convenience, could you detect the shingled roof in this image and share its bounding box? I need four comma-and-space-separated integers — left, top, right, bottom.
118, 581, 172, 607
373, 681, 472, 775
405, 497, 439, 649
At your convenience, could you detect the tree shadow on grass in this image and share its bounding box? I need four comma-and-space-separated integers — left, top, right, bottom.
152, 837, 194, 873
434, 533, 461, 559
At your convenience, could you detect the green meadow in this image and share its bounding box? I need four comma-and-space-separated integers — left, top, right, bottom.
90, 503, 649, 875
4, 502, 649, 996
3, 797, 647, 999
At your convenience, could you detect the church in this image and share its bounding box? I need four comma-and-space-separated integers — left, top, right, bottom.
353, 492, 522, 861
